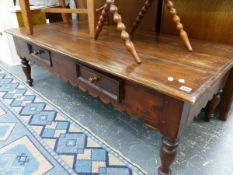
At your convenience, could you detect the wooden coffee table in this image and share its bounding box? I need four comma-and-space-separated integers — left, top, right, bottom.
6, 22, 233, 175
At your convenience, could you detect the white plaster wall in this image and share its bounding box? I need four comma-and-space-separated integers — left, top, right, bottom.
0, 0, 20, 66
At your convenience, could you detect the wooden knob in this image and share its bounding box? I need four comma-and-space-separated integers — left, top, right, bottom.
117, 22, 126, 31
167, 0, 173, 8
107, 0, 114, 3
110, 5, 118, 13
121, 31, 130, 40
173, 15, 180, 23
88, 77, 99, 83
176, 23, 183, 30
170, 8, 176, 15
113, 13, 122, 23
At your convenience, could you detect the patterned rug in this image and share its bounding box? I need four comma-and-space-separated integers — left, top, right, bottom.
0, 68, 147, 175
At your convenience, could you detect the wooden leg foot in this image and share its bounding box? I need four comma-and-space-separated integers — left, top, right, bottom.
158, 137, 178, 175
20, 57, 33, 86
204, 89, 223, 122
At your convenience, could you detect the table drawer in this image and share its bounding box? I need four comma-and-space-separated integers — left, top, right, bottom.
76, 63, 123, 102
28, 44, 52, 66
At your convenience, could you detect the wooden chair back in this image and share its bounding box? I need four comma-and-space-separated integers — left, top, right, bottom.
19, 0, 96, 38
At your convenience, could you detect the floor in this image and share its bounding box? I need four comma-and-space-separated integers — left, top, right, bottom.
1, 61, 233, 175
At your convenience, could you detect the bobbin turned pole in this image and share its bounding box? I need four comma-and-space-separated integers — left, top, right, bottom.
165, 0, 193, 51
95, 0, 142, 64
130, 0, 193, 51
95, 3, 110, 39
130, 0, 155, 36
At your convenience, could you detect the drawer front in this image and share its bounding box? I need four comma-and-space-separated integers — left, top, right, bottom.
77, 63, 123, 102
28, 44, 52, 66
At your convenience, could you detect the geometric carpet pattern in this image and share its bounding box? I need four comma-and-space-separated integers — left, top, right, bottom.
0, 68, 147, 175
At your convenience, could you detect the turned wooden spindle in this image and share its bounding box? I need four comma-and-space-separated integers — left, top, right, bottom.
159, 137, 179, 175
20, 57, 33, 86
95, 3, 110, 39
130, 0, 155, 36
95, 0, 141, 64
165, 0, 193, 51
110, 4, 141, 64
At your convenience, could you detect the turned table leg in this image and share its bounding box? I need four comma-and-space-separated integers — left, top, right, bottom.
205, 89, 223, 122
219, 69, 233, 121
159, 137, 178, 175
20, 57, 33, 86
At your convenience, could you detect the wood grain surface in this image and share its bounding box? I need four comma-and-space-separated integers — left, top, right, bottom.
6, 22, 233, 104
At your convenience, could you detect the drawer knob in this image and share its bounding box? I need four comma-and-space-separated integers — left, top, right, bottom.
88, 76, 99, 83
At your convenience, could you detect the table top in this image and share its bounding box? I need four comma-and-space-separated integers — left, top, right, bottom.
6, 22, 233, 104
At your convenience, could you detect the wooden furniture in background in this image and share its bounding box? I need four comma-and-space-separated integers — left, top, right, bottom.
10, 7, 46, 27
130, 0, 192, 51
58, 0, 70, 22
41, 0, 96, 38
19, 0, 32, 35
19, 0, 96, 38
95, 0, 141, 64
7, 22, 233, 175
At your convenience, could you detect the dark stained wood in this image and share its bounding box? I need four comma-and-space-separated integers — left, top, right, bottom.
219, 68, 233, 121
8, 22, 233, 175
28, 44, 52, 67
205, 89, 223, 122
159, 96, 190, 175
76, 63, 123, 102
116, 0, 158, 32
156, 0, 163, 33
6, 22, 233, 104
13, 40, 163, 128
130, 0, 155, 36
20, 57, 33, 86
159, 137, 178, 175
